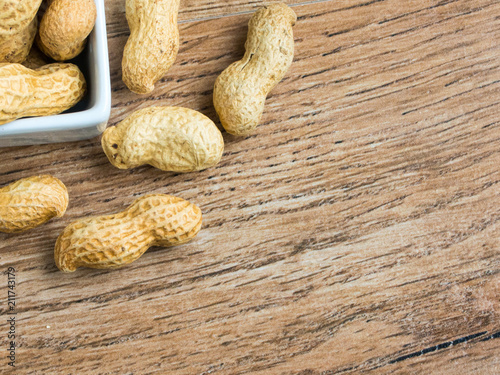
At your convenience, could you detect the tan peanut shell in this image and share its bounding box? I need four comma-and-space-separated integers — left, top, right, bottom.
36, 0, 96, 61
0, 0, 42, 63
0, 16, 37, 63
213, 3, 296, 136
54, 194, 202, 272
0, 0, 42, 34
0, 63, 86, 125
22, 44, 48, 70
0, 175, 69, 233
102, 106, 224, 173
122, 0, 180, 94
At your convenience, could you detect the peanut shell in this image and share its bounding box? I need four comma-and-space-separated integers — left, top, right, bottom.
0, 15, 37, 63
0, 0, 42, 63
102, 106, 224, 173
122, 0, 180, 94
36, 0, 96, 61
0, 175, 69, 233
54, 194, 202, 272
213, 3, 296, 136
0, 63, 86, 125
0, 0, 42, 35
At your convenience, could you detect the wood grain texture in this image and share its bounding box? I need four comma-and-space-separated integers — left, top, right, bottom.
0, 0, 499, 373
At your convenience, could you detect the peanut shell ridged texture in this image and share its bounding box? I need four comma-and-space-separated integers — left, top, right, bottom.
0, 63, 86, 125
0, 15, 37, 63
213, 3, 296, 136
0, 175, 69, 233
54, 194, 202, 272
102, 106, 224, 173
122, 0, 180, 94
0, 0, 42, 63
36, 0, 96, 61
0, 0, 42, 33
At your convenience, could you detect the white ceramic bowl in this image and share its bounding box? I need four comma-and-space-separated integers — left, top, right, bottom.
0, 0, 111, 147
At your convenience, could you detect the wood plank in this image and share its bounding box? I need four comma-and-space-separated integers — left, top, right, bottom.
105, 0, 325, 31
0, 0, 499, 373
384, 333, 500, 374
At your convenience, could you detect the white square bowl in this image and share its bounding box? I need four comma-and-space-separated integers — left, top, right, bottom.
0, 0, 111, 147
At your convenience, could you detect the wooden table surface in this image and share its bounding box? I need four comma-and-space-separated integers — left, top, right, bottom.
1, 0, 499, 373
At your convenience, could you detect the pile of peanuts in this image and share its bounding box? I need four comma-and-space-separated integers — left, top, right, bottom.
0, 1, 297, 272
0, 0, 96, 125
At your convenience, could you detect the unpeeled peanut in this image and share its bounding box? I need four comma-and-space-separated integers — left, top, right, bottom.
0, 16, 38, 63
36, 0, 96, 61
0, 63, 86, 125
0, 0, 42, 63
54, 194, 202, 272
213, 3, 297, 136
122, 0, 180, 94
102, 106, 224, 173
0, 175, 68, 233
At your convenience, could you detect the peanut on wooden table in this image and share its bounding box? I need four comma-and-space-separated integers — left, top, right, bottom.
214, 3, 297, 136
101, 106, 224, 172
0, 0, 499, 374
55, 194, 202, 272
0, 175, 68, 233
122, 0, 181, 94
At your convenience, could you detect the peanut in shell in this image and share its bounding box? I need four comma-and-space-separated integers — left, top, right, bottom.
213, 3, 297, 136
122, 0, 180, 94
54, 194, 202, 272
0, 63, 86, 125
102, 106, 224, 173
0, 175, 69, 233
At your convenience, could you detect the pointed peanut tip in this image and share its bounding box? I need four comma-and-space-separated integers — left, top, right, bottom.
122, 68, 155, 94
101, 126, 129, 170
49, 176, 69, 218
